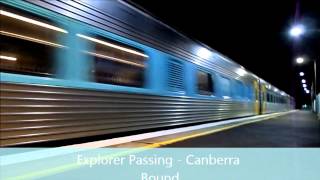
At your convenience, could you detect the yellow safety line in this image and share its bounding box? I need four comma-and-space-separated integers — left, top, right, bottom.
143, 113, 285, 148
4, 112, 290, 180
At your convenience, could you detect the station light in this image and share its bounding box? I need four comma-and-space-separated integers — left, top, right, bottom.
299, 72, 304, 76
301, 79, 306, 83
289, 24, 305, 38
296, 57, 304, 64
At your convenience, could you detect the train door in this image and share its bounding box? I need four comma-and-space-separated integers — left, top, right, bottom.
260, 84, 267, 114
253, 80, 260, 115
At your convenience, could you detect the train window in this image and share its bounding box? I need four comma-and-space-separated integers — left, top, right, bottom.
267, 93, 272, 102
235, 81, 244, 98
0, 8, 67, 76
77, 34, 148, 87
271, 95, 275, 103
220, 76, 231, 98
250, 85, 255, 100
197, 71, 213, 95
243, 84, 250, 99
245, 85, 251, 99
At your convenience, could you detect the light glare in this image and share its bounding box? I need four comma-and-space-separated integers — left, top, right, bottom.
299, 72, 304, 76
83, 51, 144, 68
303, 84, 307, 88
301, 79, 306, 83
76, 34, 148, 58
236, 68, 247, 76
196, 47, 211, 59
289, 24, 305, 37
0, 31, 65, 48
296, 57, 304, 64
223, 96, 231, 99
0, 10, 68, 33
0, 55, 17, 61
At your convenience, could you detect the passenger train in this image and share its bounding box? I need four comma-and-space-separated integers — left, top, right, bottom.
0, 0, 295, 146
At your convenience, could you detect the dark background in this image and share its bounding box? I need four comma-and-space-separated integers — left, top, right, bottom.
129, 0, 320, 108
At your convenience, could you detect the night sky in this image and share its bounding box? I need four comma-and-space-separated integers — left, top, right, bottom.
129, 0, 320, 108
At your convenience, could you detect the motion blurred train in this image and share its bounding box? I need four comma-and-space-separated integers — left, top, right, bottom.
0, 0, 295, 146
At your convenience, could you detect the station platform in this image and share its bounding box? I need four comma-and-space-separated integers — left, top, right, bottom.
70, 110, 320, 148
165, 110, 320, 147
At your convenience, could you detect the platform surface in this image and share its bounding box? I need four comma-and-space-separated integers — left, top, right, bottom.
165, 110, 320, 147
